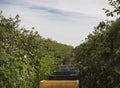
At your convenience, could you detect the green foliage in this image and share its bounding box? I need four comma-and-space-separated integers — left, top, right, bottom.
75, 18, 120, 88
103, 0, 120, 18
74, 1, 120, 87
39, 55, 55, 80
0, 12, 73, 88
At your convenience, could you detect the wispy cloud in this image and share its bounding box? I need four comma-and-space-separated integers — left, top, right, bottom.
0, 0, 109, 46
0, 0, 26, 6
30, 6, 70, 16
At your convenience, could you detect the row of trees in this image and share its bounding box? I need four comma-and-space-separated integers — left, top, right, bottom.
0, 12, 73, 88
74, 0, 120, 87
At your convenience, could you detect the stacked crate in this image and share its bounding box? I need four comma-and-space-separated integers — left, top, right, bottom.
40, 65, 79, 88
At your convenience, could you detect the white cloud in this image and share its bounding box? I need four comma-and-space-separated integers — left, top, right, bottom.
0, 0, 111, 47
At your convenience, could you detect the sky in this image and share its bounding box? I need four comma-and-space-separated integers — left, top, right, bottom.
0, 0, 112, 47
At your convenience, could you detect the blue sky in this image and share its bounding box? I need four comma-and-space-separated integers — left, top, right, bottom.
0, 0, 112, 47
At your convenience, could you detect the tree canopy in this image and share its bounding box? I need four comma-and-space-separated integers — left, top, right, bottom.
0, 12, 73, 88
74, 0, 120, 87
